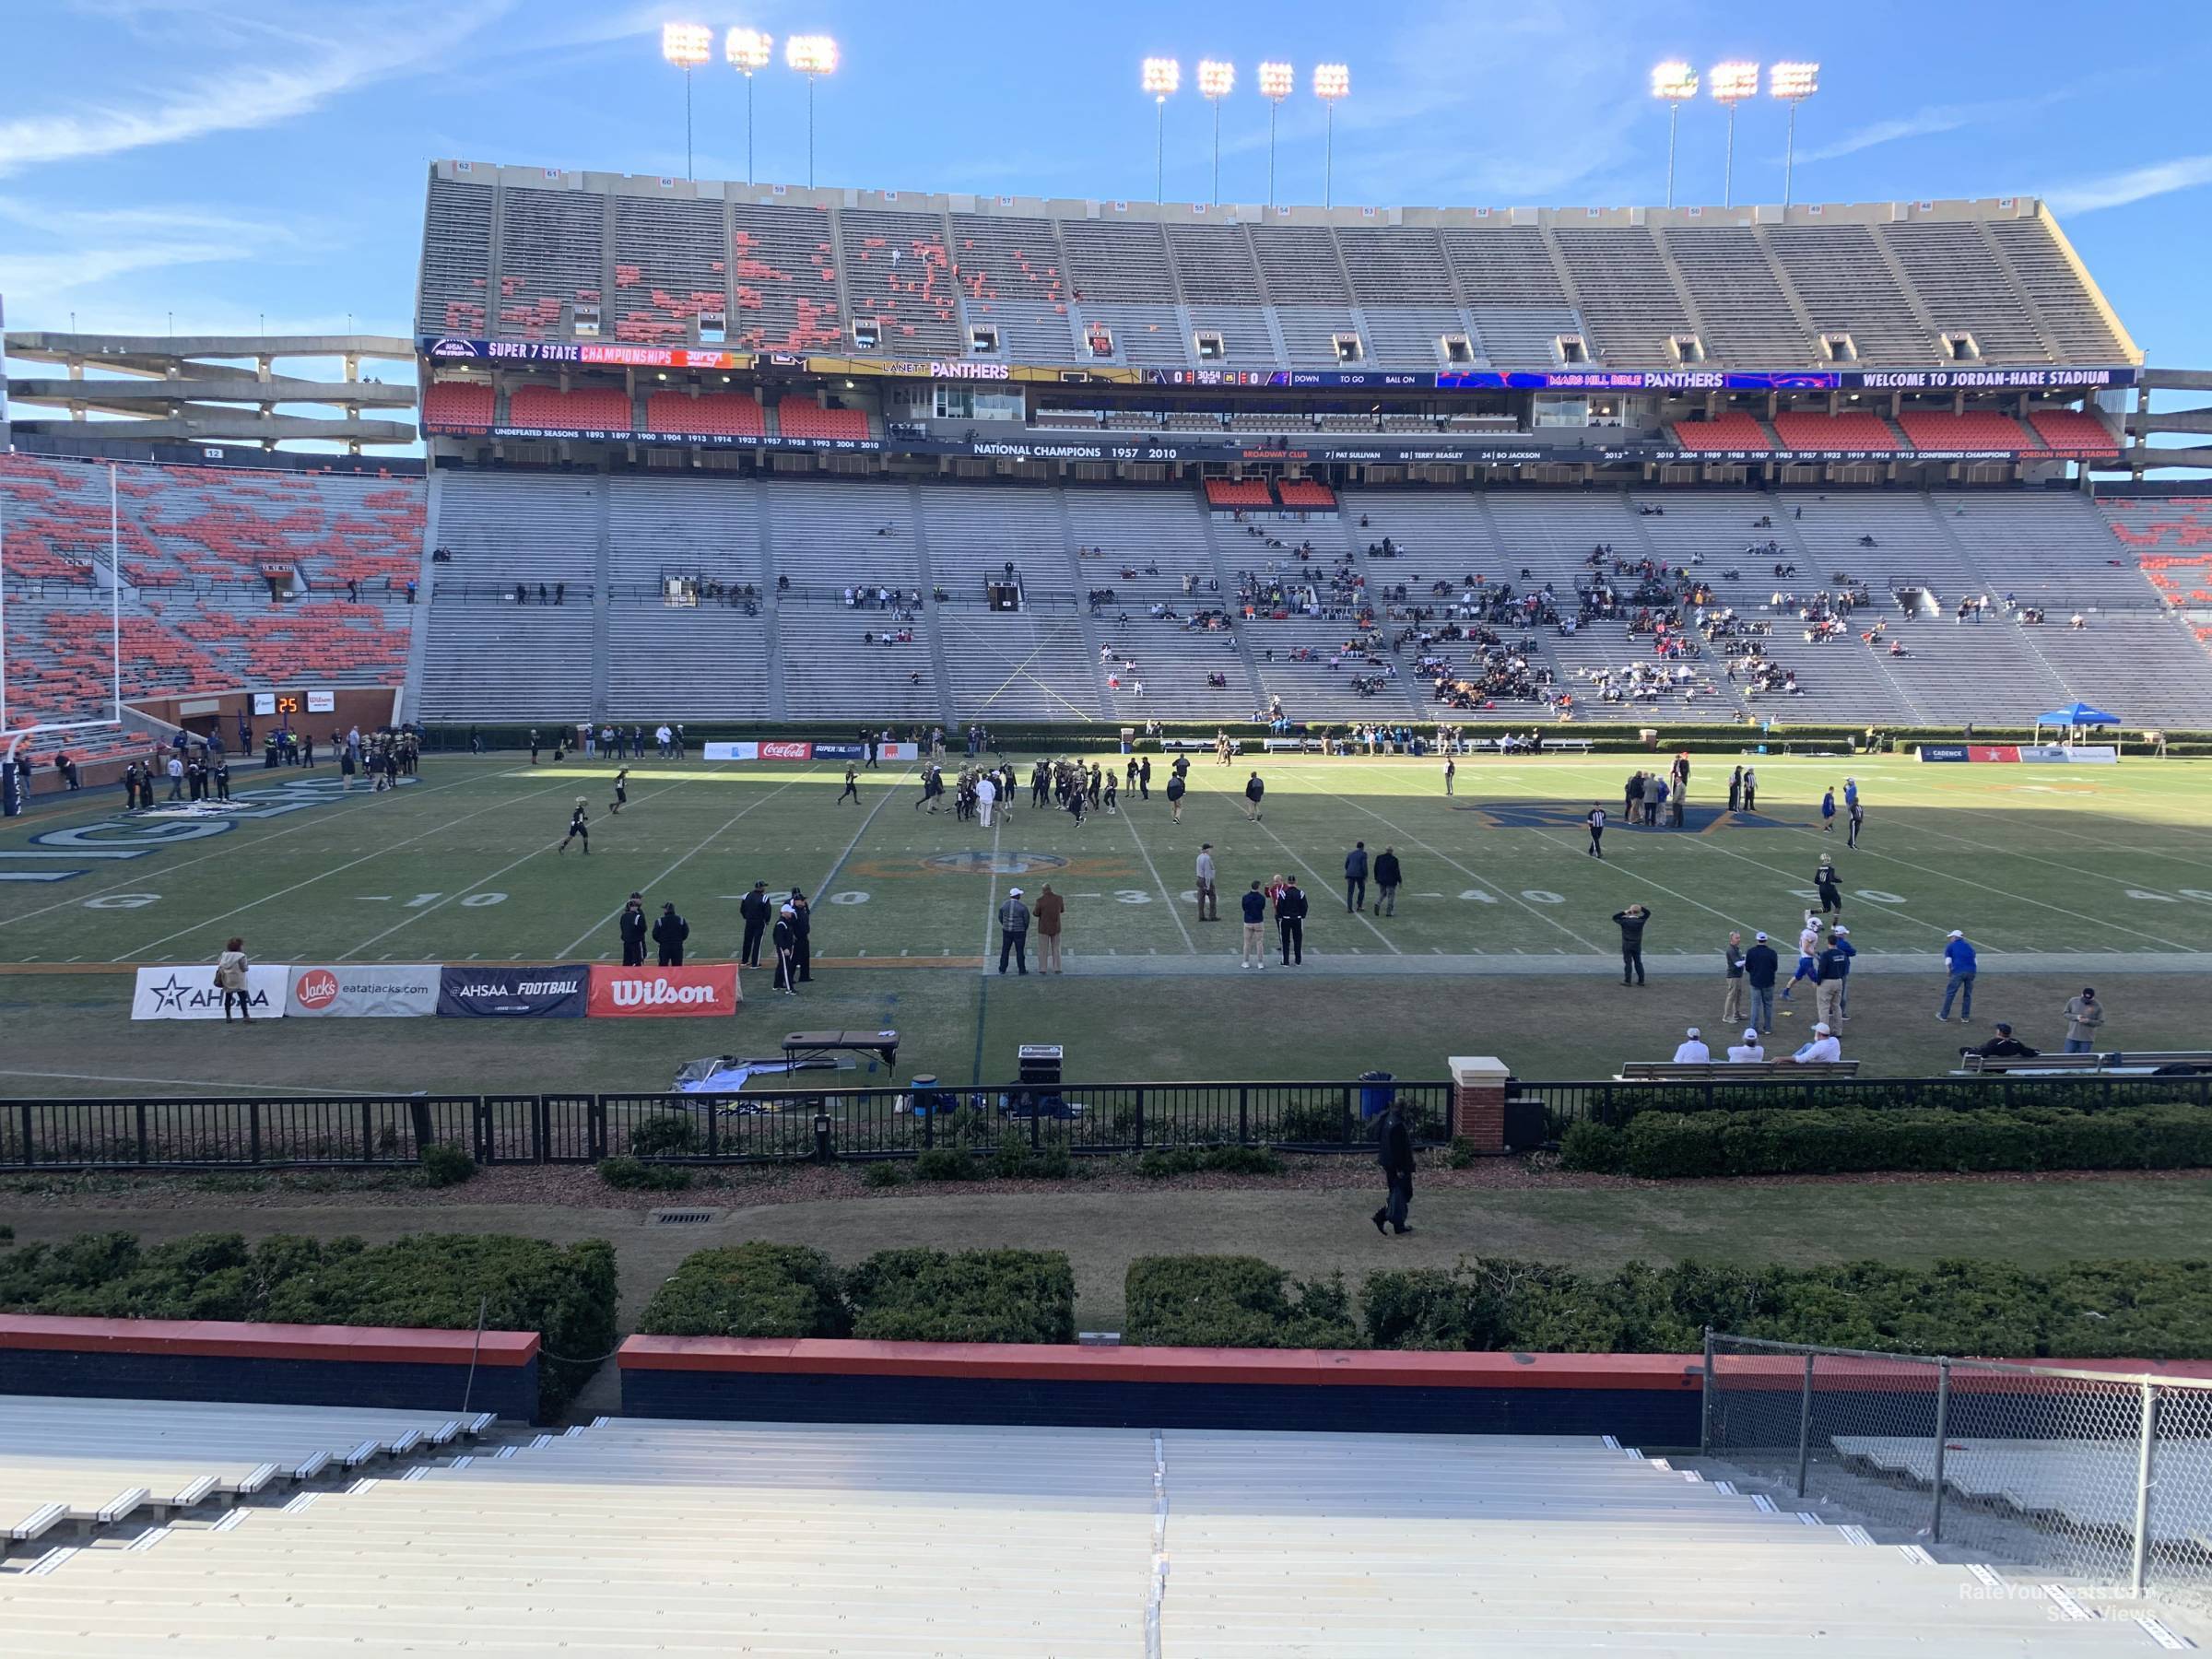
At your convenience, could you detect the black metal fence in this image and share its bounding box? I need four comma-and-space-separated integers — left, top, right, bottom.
1516, 1073, 2212, 1134
0, 1079, 1451, 1172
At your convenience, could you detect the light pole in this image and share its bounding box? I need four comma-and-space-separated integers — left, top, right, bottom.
785, 35, 839, 190
1770, 62, 1820, 207
726, 28, 773, 185
1709, 61, 1759, 208
1142, 58, 1180, 204
1313, 63, 1348, 207
1197, 60, 1234, 204
1258, 61, 1292, 208
662, 23, 712, 181
1651, 61, 1699, 207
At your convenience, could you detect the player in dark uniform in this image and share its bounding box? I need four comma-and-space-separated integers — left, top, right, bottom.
558, 796, 590, 854
609, 767, 629, 816
838, 764, 860, 805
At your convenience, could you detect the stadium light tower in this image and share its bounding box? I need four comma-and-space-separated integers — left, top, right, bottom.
1771, 61, 1820, 207
1143, 58, 1180, 204
662, 23, 712, 182
726, 28, 774, 185
1651, 61, 1699, 207
1197, 60, 1235, 204
1709, 61, 1759, 208
785, 34, 839, 189
1313, 63, 1349, 207
1258, 61, 1293, 208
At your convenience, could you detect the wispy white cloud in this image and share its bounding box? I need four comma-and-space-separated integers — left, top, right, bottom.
1792, 88, 2087, 166
0, 3, 512, 179
2044, 153, 2212, 215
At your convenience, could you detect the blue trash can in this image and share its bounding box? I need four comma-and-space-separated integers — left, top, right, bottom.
1359, 1071, 1395, 1119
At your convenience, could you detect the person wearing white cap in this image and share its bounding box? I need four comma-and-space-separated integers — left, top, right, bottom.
1939, 930, 1977, 1022
1788, 1022, 1842, 1064
1726, 1028, 1766, 1063
995, 887, 1031, 976
1671, 1027, 1711, 1064
772, 905, 799, 994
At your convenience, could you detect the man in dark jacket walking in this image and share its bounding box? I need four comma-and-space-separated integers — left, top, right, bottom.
738, 881, 771, 968
1612, 903, 1652, 986
653, 902, 689, 967
1243, 771, 1265, 821
1371, 846, 1403, 916
618, 895, 649, 967
1743, 930, 1780, 1034
1276, 877, 1308, 965
1371, 1100, 1416, 1235
1344, 841, 1369, 912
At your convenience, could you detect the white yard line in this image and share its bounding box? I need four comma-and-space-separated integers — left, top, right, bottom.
978, 815, 1005, 974
814, 764, 916, 900
1237, 796, 1402, 954
550, 766, 817, 960
1118, 797, 1198, 954
108, 775, 580, 962
0, 1067, 402, 1097
2, 768, 489, 935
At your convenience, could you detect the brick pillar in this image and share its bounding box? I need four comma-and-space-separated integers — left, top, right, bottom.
1449, 1055, 1511, 1154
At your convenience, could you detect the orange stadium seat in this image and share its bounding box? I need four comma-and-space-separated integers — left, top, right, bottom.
1670, 413, 1772, 452
1277, 480, 1337, 509
423, 381, 494, 430
1205, 479, 1274, 508
508, 384, 634, 431
1897, 409, 2035, 452
2029, 409, 2118, 453
646, 391, 767, 437
775, 398, 871, 441
1771, 410, 1904, 451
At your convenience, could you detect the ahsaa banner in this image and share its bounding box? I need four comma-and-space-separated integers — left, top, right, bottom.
133, 963, 289, 1020
436, 964, 588, 1018
586, 963, 742, 1018
288, 963, 441, 1018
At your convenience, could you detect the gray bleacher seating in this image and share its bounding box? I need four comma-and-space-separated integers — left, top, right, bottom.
1, 1419, 2177, 1655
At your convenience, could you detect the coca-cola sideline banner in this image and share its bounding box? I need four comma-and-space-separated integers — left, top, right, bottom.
700, 740, 921, 762
287, 964, 441, 1018
587, 964, 742, 1018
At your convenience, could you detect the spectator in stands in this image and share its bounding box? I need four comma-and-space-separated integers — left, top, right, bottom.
1727, 1029, 1766, 1064
653, 902, 689, 968
1672, 1028, 1711, 1064
618, 896, 647, 967
1938, 930, 1977, 1022
1786, 1022, 1841, 1065
2062, 987, 2105, 1054
1964, 1022, 2039, 1061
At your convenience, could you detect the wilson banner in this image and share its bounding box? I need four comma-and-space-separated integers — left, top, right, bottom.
587, 964, 742, 1018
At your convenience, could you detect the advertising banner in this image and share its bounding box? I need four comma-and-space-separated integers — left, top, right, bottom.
2019, 745, 2118, 764
436, 964, 588, 1018
586, 964, 742, 1018
288, 963, 441, 1018
1916, 746, 1970, 762
702, 741, 758, 760
758, 741, 814, 761
810, 743, 865, 760
1916, 745, 2025, 762
133, 963, 289, 1020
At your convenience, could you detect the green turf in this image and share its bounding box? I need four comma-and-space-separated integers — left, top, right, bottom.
4, 750, 2211, 1095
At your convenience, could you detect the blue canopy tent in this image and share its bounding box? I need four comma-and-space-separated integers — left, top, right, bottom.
2032, 701, 2121, 747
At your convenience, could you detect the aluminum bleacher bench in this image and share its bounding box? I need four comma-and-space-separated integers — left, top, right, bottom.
1956, 1049, 2212, 1077
1616, 1060, 1861, 1081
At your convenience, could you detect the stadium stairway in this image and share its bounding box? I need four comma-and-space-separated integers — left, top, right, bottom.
3, 1418, 2188, 1654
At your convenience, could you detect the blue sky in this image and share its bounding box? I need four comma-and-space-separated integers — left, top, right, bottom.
3, 0, 2209, 371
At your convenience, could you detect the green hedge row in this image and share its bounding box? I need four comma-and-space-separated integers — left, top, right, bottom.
1560, 1105, 2212, 1178
1125, 1253, 2212, 1359
638, 1244, 1075, 1345
0, 1232, 618, 1418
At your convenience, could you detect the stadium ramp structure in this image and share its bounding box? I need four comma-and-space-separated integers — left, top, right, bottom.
2, 1418, 2192, 1653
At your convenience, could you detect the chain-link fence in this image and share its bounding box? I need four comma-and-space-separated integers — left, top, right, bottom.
1703, 1332, 2212, 1595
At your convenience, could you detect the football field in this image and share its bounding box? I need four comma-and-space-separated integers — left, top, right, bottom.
3, 748, 2210, 1096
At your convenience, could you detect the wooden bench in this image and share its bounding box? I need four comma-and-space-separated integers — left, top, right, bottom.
1956, 1050, 2212, 1077
1616, 1060, 1861, 1082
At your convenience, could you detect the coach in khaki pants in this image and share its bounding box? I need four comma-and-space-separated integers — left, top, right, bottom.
1035, 885, 1065, 973
1722, 931, 1747, 1024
